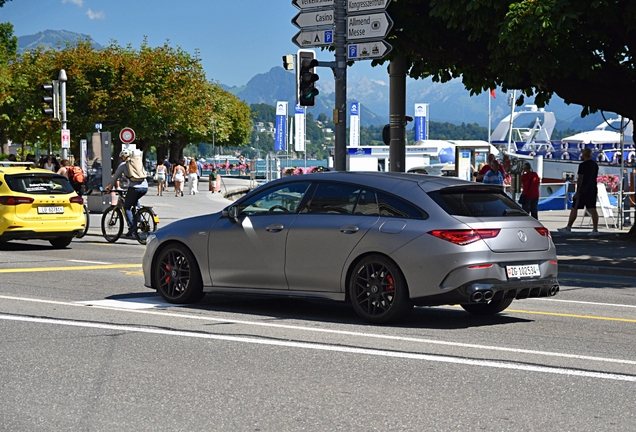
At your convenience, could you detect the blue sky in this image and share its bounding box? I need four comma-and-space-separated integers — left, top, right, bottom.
0, 0, 386, 87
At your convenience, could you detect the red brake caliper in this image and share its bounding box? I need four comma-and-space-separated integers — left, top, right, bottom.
164, 256, 172, 284
386, 274, 395, 291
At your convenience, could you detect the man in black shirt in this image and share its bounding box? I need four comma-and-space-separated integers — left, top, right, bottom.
558, 148, 600, 235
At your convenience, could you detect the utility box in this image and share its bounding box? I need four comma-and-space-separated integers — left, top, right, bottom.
86, 131, 112, 213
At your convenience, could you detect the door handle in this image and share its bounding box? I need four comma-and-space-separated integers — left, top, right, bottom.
340, 225, 359, 234
265, 224, 284, 232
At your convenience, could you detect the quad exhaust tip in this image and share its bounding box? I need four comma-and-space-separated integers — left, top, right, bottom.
470, 290, 493, 303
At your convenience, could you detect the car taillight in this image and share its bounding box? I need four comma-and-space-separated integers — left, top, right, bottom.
70, 196, 84, 204
428, 229, 500, 246
534, 227, 551, 238
0, 196, 35, 205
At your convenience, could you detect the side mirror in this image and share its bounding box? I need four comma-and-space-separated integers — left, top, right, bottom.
223, 205, 238, 222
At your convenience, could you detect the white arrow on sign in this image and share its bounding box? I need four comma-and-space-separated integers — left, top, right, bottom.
292, 10, 335, 29
292, 29, 335, 48
292, 0, 334, 10
347, 12, 393, 41
347, 40, 392, 61
347, 0, 391, 14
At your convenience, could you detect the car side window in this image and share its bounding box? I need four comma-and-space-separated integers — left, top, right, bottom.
376, 191, 426, 219
302, 182, 361, 214
237, 181, 311, 216
352, 189, 379, 216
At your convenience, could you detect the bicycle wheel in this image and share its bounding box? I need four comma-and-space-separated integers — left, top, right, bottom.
75, 205, 90, 239
101, 206, 124, 242
134, 208, 158, 245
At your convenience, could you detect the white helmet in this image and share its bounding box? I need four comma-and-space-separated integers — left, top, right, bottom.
119, 149, 131, 158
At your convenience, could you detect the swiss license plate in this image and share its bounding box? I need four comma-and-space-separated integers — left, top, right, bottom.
38, 206, 64, 214
506, 264, 540, 279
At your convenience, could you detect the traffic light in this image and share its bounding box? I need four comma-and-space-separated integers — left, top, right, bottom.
282, 54, 295, 71
41, 80, 59, 120
296, 49, 319, 107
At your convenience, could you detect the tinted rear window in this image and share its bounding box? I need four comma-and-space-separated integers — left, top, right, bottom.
428, 187, 521, 217
5, 174, 74, 194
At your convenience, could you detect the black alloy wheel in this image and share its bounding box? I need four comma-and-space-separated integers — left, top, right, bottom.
348, 254, 412, 324
154, 243, 204, 304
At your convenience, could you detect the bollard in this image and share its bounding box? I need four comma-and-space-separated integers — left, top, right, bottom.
625, 194, 632, 227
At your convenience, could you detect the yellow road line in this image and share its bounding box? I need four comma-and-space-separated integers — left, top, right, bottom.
507, 309, 636, 323
0, 264, 142, 273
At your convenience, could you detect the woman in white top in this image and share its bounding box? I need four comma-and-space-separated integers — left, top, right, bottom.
43, 157, 55, 171
172, 159, 186, 197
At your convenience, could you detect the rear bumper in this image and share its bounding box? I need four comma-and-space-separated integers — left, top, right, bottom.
0, 229, 80, 241
412, 277, 559, 306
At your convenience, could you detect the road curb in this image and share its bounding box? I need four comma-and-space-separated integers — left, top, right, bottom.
558, 263, 636, 278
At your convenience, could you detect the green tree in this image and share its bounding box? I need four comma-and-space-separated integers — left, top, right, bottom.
386, 1, 636, 120
1, 39, 251, 163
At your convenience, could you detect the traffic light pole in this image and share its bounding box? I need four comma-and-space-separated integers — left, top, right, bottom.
333, 0, 347, 171
59, 69, 68, 160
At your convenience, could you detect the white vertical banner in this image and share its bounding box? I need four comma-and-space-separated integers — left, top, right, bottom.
294, 104, 305, 152
349, 102, 360, 147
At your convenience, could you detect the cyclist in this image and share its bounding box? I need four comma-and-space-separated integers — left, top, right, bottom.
104, 149, 149, 238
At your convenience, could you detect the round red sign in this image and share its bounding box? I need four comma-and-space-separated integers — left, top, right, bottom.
119, 127, 135, 144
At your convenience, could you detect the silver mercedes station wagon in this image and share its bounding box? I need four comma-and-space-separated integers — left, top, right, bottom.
142, 172, 559, 323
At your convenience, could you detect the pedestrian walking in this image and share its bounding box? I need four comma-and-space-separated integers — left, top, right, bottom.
172, 159, 186, 197
163, 156, 171, 191
187, 158, 199, 195
520, 162, 540, 219
155, 160, 167, 196
558, 147, 600, 235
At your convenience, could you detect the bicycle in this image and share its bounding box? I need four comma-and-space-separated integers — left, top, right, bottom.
100, 189, 159, 244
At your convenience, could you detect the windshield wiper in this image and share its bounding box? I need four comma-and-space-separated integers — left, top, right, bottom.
503, 208, 527, 216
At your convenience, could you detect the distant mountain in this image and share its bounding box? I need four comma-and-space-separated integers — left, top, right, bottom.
228, 66, 613, 132
15, 30, 614, 133
232, 67, 387, 127
17, 29, 102, 53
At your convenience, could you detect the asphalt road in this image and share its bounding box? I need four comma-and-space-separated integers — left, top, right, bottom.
1, 237, 635, 431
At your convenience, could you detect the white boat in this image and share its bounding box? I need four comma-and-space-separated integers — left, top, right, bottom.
491, 105, 635, 183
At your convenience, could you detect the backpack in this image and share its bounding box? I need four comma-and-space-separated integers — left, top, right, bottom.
126, 154, 147, 181
67, 166, 85, 184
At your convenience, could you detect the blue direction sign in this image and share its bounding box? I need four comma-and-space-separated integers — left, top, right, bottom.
292, 29, 334, 48
292, 0, 334, 10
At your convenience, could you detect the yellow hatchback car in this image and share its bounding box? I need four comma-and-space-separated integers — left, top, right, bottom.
0, 162, 85, 248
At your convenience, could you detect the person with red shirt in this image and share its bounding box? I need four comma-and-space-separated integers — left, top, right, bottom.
520, 162, 540, 219
475, 154, 505, 181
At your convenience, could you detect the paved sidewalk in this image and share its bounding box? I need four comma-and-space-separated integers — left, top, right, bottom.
85, 176, 636, 278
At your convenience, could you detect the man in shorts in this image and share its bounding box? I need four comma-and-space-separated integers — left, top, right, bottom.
558, 147, 600, 235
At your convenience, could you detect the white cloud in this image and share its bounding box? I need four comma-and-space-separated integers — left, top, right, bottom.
62, 0, 84, 6
86, 9, 105, 20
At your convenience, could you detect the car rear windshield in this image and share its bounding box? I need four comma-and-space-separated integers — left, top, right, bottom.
5, 174, 75, 194
427, 186, 523, 217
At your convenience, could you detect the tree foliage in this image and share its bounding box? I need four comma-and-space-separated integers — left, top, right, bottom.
386, 0, 636, 120
0, 38, 251, 161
